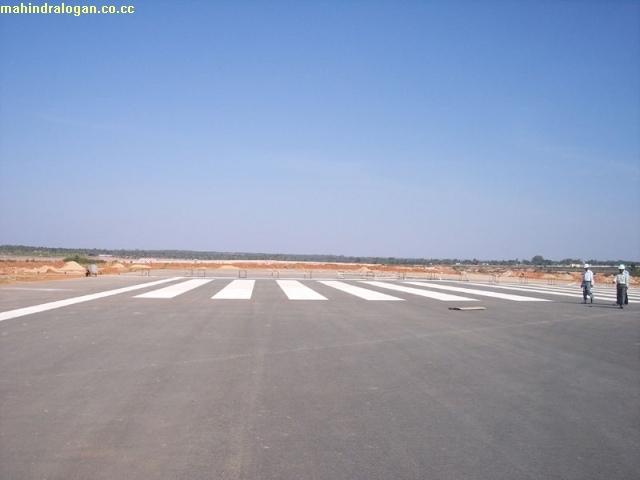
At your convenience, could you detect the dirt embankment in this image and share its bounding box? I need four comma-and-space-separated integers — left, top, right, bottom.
0, 260, 453, 284
0, 260, 635, 286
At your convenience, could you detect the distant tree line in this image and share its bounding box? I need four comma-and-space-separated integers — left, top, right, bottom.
62, 254, 106, 265
0, 245, 636, 271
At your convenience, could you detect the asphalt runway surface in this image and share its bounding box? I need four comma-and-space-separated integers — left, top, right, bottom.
1, 275, 638, 479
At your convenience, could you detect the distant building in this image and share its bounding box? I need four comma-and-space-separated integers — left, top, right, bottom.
137, 258, 157, 264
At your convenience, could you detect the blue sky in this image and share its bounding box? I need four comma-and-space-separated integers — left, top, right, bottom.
1, 1, 638, 261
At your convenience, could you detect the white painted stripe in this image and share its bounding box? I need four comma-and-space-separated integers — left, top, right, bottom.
404, 282, 550, 302
465, 282, 611, 299
360, 281, 478, 301
477, 283, 602, 295
0, 277, 182, 322
277, 280, 327, 300
319, 281, 403, 301
212, 280, 255, 299
134, 278, 213, 299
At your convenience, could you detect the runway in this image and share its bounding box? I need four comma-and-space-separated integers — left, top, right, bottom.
1, 276, 638, 479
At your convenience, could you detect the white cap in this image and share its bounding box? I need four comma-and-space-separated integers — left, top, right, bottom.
619, 264, 625, 270
584, 264, 589, 268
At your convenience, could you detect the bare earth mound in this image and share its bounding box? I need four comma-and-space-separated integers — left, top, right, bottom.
62, 261, 86, 273
0, 259, 636, 287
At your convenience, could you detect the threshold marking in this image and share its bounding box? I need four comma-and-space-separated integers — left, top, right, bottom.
212, 280, 255, 299
135, 278, 213, 299
277, 280, 327, 300
0, 277, 182, 322
404, 282, 551, 302
465, 282, 622, 300
361, 281, 477, 301
319, 281, 403, 301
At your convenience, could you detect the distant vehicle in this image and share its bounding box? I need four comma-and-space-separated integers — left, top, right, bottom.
85, 264, 98, 277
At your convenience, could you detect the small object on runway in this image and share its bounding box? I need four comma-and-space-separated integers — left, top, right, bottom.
448, 306, 486, 311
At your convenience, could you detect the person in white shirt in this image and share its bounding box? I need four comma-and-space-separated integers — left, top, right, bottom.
581, 264, 594, 304
614, 265, 628, 309
621, 264, 630, 305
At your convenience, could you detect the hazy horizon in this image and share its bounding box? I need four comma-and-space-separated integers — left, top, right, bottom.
1, 244, 637, 265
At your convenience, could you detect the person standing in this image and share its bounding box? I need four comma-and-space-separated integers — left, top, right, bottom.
621, 264, 630, 305
614, 265, 628, 309
581, 264, 594, 304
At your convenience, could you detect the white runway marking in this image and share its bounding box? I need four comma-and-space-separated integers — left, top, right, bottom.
319, 281, 403, 301
361, 281, 478, 301
465, 282, 620, 300
134, 278, 213, 299
277, 280, 328, 300
404, 282, 551, 302
212, 280, 255, 299
0, 277, 182, 322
